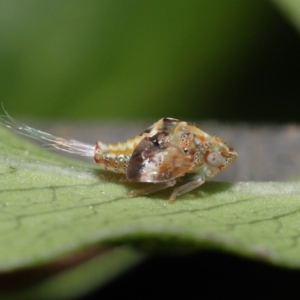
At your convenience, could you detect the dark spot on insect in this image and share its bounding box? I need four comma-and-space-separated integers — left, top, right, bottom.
183, 148, 189, 154
149, 132, 168, 148
149, 132, 169, 148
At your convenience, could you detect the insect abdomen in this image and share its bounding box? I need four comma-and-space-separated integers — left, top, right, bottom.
94, 136, 144, 173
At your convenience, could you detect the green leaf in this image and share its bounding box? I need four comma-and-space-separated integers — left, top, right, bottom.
1, 124, 300, 297
0, 1, 269, 121
1, 246, 144, 300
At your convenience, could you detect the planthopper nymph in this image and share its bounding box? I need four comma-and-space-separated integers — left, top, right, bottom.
0, 112, 237, 201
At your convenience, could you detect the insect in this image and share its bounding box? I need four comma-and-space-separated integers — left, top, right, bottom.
0, 111, 237, 201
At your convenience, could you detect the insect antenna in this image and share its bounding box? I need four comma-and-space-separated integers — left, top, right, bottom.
0, 105, 95, 157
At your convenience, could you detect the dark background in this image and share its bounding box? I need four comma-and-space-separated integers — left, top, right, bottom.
97, 252, 300, 299
1, 1, 300, 123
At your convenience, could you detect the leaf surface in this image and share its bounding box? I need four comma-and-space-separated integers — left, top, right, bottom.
1, 126, 300, 274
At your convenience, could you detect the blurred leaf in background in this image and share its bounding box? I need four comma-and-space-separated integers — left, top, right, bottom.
273, 0, 300, 31
2, 0, 297, 122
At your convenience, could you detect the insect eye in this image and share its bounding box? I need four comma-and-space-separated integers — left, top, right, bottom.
206, 152, 225, 167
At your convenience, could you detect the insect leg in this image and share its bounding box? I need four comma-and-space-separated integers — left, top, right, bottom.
169, 175, 205, 202
127, 179, 176, 198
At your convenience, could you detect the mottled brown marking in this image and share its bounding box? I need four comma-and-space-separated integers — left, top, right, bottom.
126, 137, 156, 181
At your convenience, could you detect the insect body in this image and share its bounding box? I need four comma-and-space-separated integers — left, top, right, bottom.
0, 113, 237, 201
